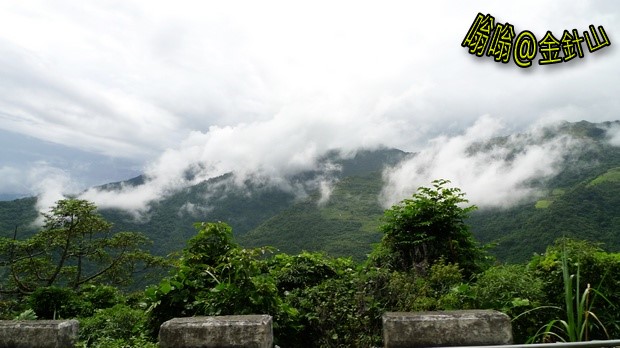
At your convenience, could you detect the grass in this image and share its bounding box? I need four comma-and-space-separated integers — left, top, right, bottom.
551, 188, 566, 196
535, 200, 553, 209
534, 188, 567, 209
588, 167, 620, 187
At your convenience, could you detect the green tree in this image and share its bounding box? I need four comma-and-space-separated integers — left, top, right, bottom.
0, 198, 165, 295
146, 222, 288, 337
372, 179, 485, 276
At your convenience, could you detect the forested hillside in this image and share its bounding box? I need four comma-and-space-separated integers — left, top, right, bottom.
2, 121, 620, 346
1, 121, 619, 263
469, 121, 620, 262
239, 172, 385, 261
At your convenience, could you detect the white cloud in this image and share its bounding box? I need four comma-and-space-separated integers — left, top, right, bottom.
607, 123, 620, 146
1, 1, 618, 159
0, 0, 618, 214
0, 163, 81, 223
79, 115, 354, 212
178, 201, 212, 218
380, 116, 582, 209
0, 166, 22, 191
0, 163, 77, 208
317, 180, 335, 207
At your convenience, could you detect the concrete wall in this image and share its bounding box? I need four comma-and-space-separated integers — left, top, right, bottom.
159, 315, 273, 348
383, 310, 513, 348
0, 320, 78, 348
0, 311, 513, 348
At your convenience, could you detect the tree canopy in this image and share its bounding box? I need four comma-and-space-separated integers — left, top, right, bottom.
373, 179, 485, 275
0, 198, 165, 294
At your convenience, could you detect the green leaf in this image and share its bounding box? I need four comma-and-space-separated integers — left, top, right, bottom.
159, 281, 172, 295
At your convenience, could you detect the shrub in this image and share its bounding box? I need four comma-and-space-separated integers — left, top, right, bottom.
78, 284, 125, 316
472, 264, 546, 343
28, 286, 81, 319
78, 304, 154, 347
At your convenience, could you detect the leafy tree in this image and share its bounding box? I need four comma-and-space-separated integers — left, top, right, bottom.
372, 179, 485, 276
286, 270, 383, 347
146, 222, 287, 337
0, 199, 166, 295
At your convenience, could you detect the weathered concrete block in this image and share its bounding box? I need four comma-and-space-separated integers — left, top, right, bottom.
0, 320, 79, 348
383, 310, 513, 348
159, 315, 273, 348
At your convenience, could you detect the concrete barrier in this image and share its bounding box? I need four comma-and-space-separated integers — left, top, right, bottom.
0, 311, 514, 347
0, 319, 79, 348
159, 315, 273, 348
383, 310, 513, 348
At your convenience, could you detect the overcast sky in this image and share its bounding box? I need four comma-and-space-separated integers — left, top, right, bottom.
0, 1, 618, 211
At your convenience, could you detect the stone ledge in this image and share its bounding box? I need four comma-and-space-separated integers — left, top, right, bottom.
159, 315, 273, 348
383, 310, 513, 348
0, 320, 79, 348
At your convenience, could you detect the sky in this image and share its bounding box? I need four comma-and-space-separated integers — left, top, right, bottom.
0, 1, 618, 213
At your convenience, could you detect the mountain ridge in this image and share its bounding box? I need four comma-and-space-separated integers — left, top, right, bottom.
1, 120, 619, 262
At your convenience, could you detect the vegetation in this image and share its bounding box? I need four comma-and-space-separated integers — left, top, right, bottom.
240, 172, 385, 261
1, 180, 620, 346
527, 254, 611, 342
370, 179, 486, 276
1, 124, 619, 264
0, 199, 167, 295
0, 121, 619, 346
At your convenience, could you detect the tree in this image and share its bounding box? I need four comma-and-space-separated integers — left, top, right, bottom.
0, 198, 166, 294
146, 222, 275, 332
373, 179, 485, 276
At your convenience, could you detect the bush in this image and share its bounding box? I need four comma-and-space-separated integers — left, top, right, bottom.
268, 251, 353, 293
285, 269, 383, 347
78, 304, 154, 347
28, 286, 81, 319
78, 284, 125, 316
473, 264, 545, 311
471, 264, 546, 343
528, 239, 620, 341
373, 179, 486, 276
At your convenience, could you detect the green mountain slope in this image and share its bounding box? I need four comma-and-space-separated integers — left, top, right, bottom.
468, 121, 620, 262
469, 172, 620, 263
0, 148, 407, 258
0, 197, 38, 236
99, 174, 300, 255
101, 148, 408, 257
239, 172, 385, 261
1, 121, 619, 264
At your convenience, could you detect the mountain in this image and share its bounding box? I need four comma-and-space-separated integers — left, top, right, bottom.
0, 194, 28, 202
0, 197, 38, 236
469, 121, 620, 262
1, 121, 619, 263
0, 148, 407, 258
239, 120, 620, 262
239, 172, 386, 261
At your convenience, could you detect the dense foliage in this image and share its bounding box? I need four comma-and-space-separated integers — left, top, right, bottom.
371, 179, 486, 276
1, 125, 619, 264
0, 199, 166, 295
2, 169, 620, 346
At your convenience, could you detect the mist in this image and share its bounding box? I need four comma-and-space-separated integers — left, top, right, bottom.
1, 1, 617, 218
380, 117, 585, 209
